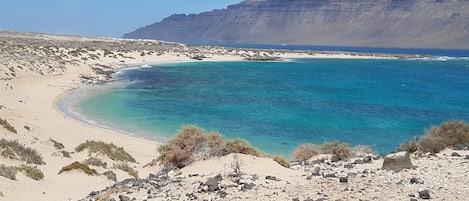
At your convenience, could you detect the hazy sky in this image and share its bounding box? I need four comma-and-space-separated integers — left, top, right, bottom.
0, 0, 242, 37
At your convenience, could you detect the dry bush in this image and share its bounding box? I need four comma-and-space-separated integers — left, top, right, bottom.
225, 138, 260, 156
75, 140, 136, 163
272, 156, 291, 168
16, 165, 44, 180
0, 118, 17, 134
48, 138, 64, 150
397, 136, 420, 153
83, 157, 107, 168
0, 139, 45, 164
157, 125, 263, 169
293, 144, 321, 161
419, 136, 446, 153
0, 164, 17, 180
113, 163, 138, 178
322, 141, 351, 160
424, 120, 469, 148
58, 161, 97, 175
351, 145, 375, 156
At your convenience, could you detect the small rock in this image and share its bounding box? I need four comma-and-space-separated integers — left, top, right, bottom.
265, 175, 278, 181
410, 199, 418, 201
331, 155, 341, 162
292, 198, 300, 201
339, 177, 348, 183
324, 173, 336, 178
217, 190, 227, 198
410, 177, 424, 184
119, 195, 131, 201
419, 189, 431, 199
344, 163, 354, 169
363, 155, 372, 163
312, 167, 321, 176
186, 192, 198, 200
451, 152, 461, 157
103, 171, 117, 182
452, 143, 469, 150
353, 159, 365, 164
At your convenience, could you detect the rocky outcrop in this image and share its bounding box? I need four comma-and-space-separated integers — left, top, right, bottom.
124, 0, 469, 49
382, 151, 413, 171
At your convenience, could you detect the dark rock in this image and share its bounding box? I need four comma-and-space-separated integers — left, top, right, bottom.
410, 199, 418, 201
312, 167, 321, 176
242, 182, 256, 190
410, 177, 424, 184
292, 198, 300, 201
339, 177, 348, 183
419, 189, 431, 199
214, 173, 223, 181
451, 152, 461, 157
119, 195, 131, 201
324, 173, 336, 178
382, 151, 413, 171
87, 191, 99, 197
217, 190, 227, 198
306, 175, 312, 180
363, 155, 372, 163
330, 155, 341, 162
186, 192, 198, 200
316, 198, 327, 201
303, 199, 314, 201
205, 177, 221, 191
453, 143, 469, 150
265, 175, 278, 181
110, 199, 116, 201
344, 163, 354, 169
353, 159, 365, 164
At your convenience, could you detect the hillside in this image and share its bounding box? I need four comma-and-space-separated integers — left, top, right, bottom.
124, 0, 469, 49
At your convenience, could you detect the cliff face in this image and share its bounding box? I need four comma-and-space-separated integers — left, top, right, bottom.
124, 0, 469, 49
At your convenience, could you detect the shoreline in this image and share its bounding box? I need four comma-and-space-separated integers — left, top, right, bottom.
0, 31, 464, 201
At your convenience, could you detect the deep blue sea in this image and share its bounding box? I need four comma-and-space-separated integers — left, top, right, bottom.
71, 48, 469, 157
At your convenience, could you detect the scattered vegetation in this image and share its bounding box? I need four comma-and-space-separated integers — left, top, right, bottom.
272, 155, 291, 168
293, 144, 321, 161
398, 120, 469, 154
0, 164, 17, 180
58, 161, 97, 175
75, 140, 136, 163
157, 125, 263, 169
16, 165, 44, 180
0, 138, 45, 164
113, 163, 138, 178
83, 157, 107, 168
0, 118, 17, 134
49, 138, 64, 150
293, 141, 351, 161
230, 155, 243, 184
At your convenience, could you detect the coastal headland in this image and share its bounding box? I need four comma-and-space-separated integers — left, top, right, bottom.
0, 31, 468, 201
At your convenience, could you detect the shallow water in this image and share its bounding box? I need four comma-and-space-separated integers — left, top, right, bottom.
73, 58, 469, 156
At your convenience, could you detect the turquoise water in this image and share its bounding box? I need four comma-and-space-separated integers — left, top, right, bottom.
75, 58, 469, 156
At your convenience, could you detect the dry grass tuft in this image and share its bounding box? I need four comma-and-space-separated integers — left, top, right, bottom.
0, 118, 17, 134
83, 157, 107, 168
0, 164, 17, 180
157, 125, 263, 169
322, 141, 351, 160
113, 163, 139, 178
293, 144, 321, 161
397, 120, 469, 154
58, 161, 97, 175
75, 140, 136, 163
272, 156, 291, 168
16, 165, 44, 180
48, 138, 64, 150
0, 138, 45, 164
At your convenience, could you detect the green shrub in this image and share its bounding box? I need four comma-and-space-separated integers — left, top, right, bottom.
113, 163, 138, 178
16, 165, 44, 180
0, 118, 17, 134
75, 141, 136, 163
0, 139, 45, 164
58, 161, 97, 175
293, 144, 321, 161
0, 164, 17, 180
